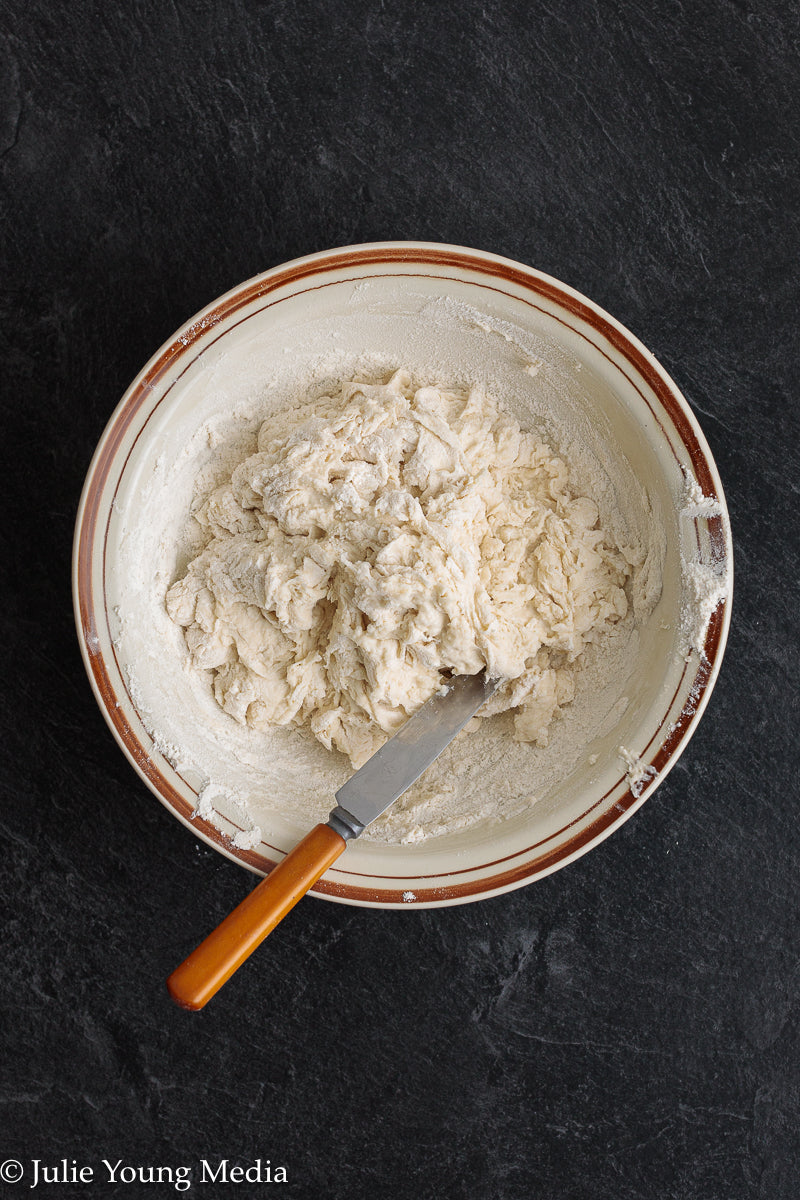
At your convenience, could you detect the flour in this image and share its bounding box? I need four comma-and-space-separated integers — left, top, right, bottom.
678, 470, 729, 657
618, 745, 658, 800
194, 782, 263, 850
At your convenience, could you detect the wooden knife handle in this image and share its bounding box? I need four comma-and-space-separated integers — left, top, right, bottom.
167, 822, 347, 1011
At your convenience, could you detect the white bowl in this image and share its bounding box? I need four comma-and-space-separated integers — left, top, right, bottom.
73, 242, 732, 907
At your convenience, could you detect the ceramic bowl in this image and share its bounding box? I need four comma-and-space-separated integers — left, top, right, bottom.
73, 242, 732, 907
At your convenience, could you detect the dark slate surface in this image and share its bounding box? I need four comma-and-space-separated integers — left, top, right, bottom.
1, 2, 798, 1197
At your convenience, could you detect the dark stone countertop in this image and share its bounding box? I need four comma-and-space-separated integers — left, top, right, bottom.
1, 2, 798, 1197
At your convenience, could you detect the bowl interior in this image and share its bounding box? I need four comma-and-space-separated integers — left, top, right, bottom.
75, 246, 731, 905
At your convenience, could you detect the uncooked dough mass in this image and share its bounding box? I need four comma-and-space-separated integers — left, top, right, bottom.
166, 372, 640, 767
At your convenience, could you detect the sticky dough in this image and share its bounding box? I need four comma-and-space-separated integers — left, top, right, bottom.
166, 371, 639, 767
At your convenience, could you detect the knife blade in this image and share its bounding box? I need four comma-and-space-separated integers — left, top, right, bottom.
330, 669, 500, 839
167, 669, 499, 1009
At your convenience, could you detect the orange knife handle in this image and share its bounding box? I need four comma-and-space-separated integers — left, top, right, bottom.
167, 822, 347, 1011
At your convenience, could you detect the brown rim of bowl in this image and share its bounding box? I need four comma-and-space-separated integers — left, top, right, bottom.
73, 242, 732, 907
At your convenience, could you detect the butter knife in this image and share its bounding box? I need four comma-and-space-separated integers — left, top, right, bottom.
167, 670, 499, 1009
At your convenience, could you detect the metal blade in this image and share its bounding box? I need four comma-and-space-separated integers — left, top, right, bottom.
332, 670, 499, 835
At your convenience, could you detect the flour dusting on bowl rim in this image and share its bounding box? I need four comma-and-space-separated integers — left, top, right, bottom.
73, 242, 732, 908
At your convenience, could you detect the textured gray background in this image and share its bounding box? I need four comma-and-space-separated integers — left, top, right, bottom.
1, 2, 798, 1197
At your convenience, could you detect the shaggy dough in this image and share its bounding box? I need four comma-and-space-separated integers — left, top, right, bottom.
167, 372, 638, 767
